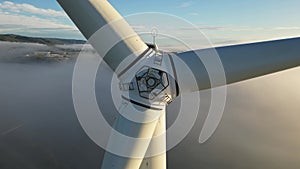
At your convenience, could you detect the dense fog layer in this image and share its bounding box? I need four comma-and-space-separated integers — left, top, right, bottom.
0, 42, 299, 169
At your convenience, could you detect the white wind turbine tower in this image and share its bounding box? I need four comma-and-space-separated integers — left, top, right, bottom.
57, 0, 300, 169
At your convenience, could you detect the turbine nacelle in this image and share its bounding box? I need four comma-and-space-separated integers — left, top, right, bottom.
118, 49, 178, 109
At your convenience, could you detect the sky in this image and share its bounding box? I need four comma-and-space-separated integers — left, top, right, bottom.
0, 0, 300, 48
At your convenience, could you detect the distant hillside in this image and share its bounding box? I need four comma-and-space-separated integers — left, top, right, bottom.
0, 34, 86, 45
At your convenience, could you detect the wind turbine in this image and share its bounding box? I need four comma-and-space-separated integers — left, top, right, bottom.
57, 0, 300, 169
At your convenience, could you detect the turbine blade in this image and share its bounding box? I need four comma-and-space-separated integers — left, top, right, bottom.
140, 112, 167, 169
174, 37, 300, 94
57, 0, 148, 75
101, 103, 165, 169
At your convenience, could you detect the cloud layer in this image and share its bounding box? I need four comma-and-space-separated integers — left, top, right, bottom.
0, 1, 82, 39
0, 1, 66, 17
178, 1, 192, 8
0, 1, 299, 47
